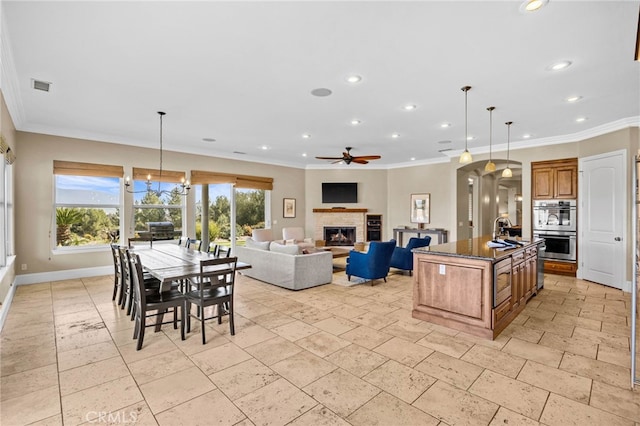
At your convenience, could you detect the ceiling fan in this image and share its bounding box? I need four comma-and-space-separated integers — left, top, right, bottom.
315, 146, 381, 165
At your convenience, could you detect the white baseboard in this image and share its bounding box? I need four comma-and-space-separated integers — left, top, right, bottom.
14, 266, 113, 286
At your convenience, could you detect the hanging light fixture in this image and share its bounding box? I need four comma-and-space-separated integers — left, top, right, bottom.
485, 106, 496, 172
459, 85, 473, 164
125, 112, 190, 196
502, 121, 513, 178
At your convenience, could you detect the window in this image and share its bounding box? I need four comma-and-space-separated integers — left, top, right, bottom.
191, 170, 272, 251
0, 136, 15, 265
53, 161, 123, 249
131, 167, 185, 240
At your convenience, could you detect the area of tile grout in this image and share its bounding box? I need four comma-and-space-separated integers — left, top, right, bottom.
1, 268, 638, 425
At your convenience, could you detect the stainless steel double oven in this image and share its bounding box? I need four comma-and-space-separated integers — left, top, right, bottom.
533, 200, 577, 262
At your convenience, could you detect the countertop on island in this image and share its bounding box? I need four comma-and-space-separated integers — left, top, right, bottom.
413, 235, 543, 263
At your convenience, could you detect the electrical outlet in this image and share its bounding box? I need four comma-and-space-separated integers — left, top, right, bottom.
21, 264, 27, 271
439, 264, 446, 275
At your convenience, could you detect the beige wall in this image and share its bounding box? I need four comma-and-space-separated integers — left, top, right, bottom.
304, 169, 388, 238
12, 115, 640, 283
15, 131, 305, 275
0, 92, 16, 300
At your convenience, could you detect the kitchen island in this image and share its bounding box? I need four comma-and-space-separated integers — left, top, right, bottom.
412, 235, 543, 339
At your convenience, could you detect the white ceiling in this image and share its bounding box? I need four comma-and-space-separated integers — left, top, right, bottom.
2, 1, 639, 169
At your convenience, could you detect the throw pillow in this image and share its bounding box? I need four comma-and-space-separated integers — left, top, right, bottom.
270, 242, 301, 255
246, 238, 271, 251
285, 238, 296, 245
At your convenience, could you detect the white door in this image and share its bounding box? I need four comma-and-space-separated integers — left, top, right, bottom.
579, 150, 626, 289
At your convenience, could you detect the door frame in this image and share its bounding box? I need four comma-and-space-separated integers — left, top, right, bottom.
577, 149, 628, 291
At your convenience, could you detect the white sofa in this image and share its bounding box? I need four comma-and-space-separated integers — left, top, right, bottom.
235, 239, 333, 290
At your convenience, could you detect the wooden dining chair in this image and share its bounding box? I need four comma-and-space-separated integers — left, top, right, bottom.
217, 245, 231, 258
185, 257, 238, 344
186, 238, 202, 251
129, 252, 186, 350
207, 242, 219, 256
119, 247, 161, 316
128, 236, 153, 248
110, 244, 124, 305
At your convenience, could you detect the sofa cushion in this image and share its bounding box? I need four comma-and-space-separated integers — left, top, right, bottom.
245, 238, 271, 250
270, 242, 301, 255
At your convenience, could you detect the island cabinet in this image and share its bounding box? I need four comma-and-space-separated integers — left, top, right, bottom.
412, 236, 542, 339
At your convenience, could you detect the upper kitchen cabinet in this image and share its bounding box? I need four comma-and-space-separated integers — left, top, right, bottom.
532, 158, 578, 200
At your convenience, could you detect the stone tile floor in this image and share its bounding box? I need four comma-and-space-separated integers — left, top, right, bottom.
1, 270, 638, 425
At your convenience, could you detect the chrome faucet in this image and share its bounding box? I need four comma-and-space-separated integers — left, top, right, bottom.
492, 216, 513, 240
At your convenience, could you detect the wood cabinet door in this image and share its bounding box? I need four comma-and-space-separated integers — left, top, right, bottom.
555, 164, 578, 199
533, 167, 554, 199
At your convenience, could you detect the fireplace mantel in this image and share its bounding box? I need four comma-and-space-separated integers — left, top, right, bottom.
312, 208, 368, 213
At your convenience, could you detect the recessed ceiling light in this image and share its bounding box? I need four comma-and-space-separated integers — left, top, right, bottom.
202, 138, 216, 142
404, 104, 417, 111
302, 153, 307, 157
261, 145, 270, 150
391, 133, 400, 139
311, 88, 332, 97
350, 119, 361, 125
565, 95, 582, 103
302, 133, 311, 139
440, 123, 451, 128
576, 117, 587, 123
519, 0, 548, 12
467, 136, 474, 141
410, 157, 416, 161
523, 134, 532, 139
346, 75, 362, 83
548, 60, 572, 71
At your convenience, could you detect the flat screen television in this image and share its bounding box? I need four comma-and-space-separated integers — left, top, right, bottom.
322, 182, 358, 203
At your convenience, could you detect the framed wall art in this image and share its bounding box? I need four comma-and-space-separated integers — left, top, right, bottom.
283, 198, 296, 218
410, 193, 430, 225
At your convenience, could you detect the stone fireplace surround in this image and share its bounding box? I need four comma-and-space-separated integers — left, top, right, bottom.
313, 208, 367, 244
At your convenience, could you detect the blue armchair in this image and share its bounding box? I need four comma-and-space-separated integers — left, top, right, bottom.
346, 240, 397, 284
390, 236, 432, 275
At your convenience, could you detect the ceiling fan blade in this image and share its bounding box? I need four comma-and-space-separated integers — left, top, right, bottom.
315, 156, 343, 160
352, 155, 381, 160
352, 158, 369, 164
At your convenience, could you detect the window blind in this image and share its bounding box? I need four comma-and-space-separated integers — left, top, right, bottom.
190, 170, 273, 190
53, 160, 124, 177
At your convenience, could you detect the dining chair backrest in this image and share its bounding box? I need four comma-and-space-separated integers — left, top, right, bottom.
207, 242, 219, 256
118, 246, 134, 312
128, 236, 153, 248
217, 245, 231, 258
129, 252, 147, 311
198, 256, 237, 296
178, 237, 189, 247
110, 243, 122, 302
187, 238, 202, 251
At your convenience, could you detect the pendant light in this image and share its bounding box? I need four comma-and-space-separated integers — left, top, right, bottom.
502, 121, 513, 178
485, 106, 496, 172
125, 112, 191, 196
459, 85, 473, 164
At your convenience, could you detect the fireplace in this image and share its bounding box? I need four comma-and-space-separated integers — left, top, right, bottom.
324, 226, 356, 246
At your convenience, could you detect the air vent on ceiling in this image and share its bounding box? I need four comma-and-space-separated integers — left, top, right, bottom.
32, 79, 51, 92
233, 151, 246, 155
438, 148, 453, 153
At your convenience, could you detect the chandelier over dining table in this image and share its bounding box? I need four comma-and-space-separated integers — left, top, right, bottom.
125, 111, 190, 197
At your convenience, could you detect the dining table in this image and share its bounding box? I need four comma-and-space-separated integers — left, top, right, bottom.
131, 243, 251, 293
